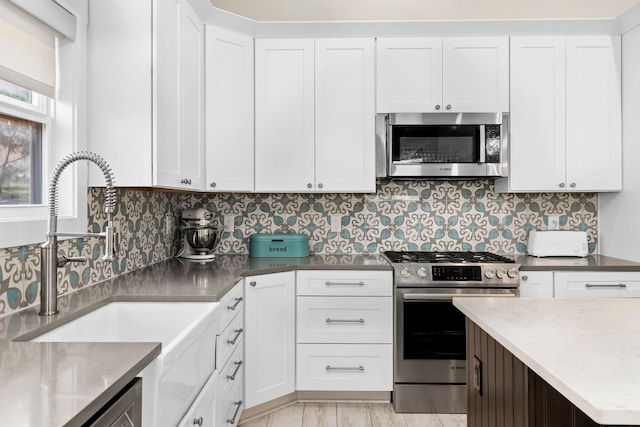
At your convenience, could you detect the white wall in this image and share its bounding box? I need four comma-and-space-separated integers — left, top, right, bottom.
599, 22, 640, 261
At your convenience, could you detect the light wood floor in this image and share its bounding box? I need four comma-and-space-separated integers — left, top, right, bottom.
239, 403, 467, 427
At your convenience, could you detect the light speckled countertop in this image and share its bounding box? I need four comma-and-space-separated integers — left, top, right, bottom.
0, 254, 391, 427
454, 297, 640, 425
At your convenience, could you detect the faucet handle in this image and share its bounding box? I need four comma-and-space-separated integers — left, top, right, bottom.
56, 255, 87, 268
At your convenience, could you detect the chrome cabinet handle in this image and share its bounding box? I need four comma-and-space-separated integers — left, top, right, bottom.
227, 360, 244, 381
446, 104, 452, 110
326, 318, 364, 323
585, 283, 627, 288
193, 417, 203, 426
570, 182, 576, 188
227, 328, 244, 345
522, 275, 528, 281
325, 281, 364, 286
227, 297, 243, 311
318, 183, 323, 189
326, 365, 364, 371
249, 281, 256, 287
559, 183, 565, 188
210, 182, 216, 188
435, 104, 441, 110
227, 401, 243, 424
181, 178, 192, 185
307, 183, 312, 188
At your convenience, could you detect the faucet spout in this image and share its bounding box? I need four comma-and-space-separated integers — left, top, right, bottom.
39, 151, 117, 316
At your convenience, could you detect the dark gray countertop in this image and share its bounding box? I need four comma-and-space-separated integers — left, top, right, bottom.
515, 254, 640, 271
0, 254, 391, 427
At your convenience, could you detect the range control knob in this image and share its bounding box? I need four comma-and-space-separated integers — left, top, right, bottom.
484, 268, 495, 279
400, 268, 411, 278
507, 268, 519, 278
417, 267, 428, 278
496, 268, 506, 279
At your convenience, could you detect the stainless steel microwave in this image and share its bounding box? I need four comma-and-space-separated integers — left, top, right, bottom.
376, 113, 508, 178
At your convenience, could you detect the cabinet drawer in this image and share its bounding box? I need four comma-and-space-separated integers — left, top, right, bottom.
554, 272, 640, 298
297, 270, 392, 297
297, 296, 392, 344
218, 338, 244, 398
218, 370, 244, 427
296, 343, 392, 391
216, 308, 244, 370
218, 283, 244, 334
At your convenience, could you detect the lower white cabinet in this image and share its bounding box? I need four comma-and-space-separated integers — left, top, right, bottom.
177, 372, 218, 427
554, 272, 640, 298
244, 271, 296, 409
218, 367, 244, 427
519, 272, 554, 298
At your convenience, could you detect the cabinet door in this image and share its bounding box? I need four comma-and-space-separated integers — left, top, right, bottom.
507, 37, 566, 192
375, 38, 443, 113
244, 271, 296, 409
315, 38, 375, 192
255, 39, 315, 192
442, 37, 509, 112
177, 372, 218, 427
565, 36, 622, 192
519, 271, 554, 298
205, 27, 254, 192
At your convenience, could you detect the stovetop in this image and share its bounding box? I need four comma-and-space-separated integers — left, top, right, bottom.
384, 250, 515, 264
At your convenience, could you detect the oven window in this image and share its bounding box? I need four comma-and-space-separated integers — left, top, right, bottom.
403, 301, 466, 360
391, 125, 479, 164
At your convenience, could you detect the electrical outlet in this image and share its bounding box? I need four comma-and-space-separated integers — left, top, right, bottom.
223, 215, 234, 231
330, 215, 341, 233
548, 215, 560, 230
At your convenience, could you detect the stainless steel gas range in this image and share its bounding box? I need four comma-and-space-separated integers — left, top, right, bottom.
384, 251, 520, 414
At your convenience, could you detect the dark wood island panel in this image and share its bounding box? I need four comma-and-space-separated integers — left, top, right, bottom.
466, 319, 636, 427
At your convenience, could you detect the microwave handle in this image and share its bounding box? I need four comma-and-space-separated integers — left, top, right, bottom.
479, 125, 486, 163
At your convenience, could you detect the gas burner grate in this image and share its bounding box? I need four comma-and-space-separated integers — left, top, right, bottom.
384, 251, 515, 264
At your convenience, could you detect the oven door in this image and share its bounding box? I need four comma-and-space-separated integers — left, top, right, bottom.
394, 288, 516, 384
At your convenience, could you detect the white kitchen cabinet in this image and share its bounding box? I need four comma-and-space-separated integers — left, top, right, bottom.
88, 0, 204, 190
376, 37, 509, 113
496, 36, 621, 193
255, 38, 376, 193
244, 271, 296, 409
177, 371, 218, 427
554, 272, 640, 298
519, 271, 554, 298
296, 270, 393, 392
205, 27, 254, 192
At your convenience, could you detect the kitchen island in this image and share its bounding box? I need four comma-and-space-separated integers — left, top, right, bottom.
453, 297, 640, 426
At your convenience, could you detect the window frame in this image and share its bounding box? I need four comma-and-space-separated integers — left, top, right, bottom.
0, 0, 87, 249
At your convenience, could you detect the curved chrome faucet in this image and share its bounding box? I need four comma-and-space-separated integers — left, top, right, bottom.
40, 151, 117, 316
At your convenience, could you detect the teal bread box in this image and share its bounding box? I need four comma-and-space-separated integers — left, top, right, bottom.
249, 233, 309, 258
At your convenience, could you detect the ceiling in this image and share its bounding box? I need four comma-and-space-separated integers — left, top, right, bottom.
208, 0, 640, 22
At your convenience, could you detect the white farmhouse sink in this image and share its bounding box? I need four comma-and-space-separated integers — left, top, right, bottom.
32, 302, 220, 427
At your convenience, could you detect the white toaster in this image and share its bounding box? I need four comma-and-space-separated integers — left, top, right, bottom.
527, 230, 588, 257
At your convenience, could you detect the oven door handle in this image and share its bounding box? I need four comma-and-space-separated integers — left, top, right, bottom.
403, 292, 517, 301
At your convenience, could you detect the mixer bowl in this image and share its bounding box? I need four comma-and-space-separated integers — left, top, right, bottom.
183, 226, 222, 254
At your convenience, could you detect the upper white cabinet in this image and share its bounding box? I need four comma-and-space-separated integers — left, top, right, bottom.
255, 38, 376, 193
376, 37, 509, 113
88, 0, 204, 190
496, 36, 621, 193
205, 27, 254, 192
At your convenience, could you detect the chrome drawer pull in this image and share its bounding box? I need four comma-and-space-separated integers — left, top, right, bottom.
226, 400, 243, 424
227, 297, 243, 311
585, 283, 627, 288
326, 318, 365, 323
227, 360, 244, 381
326, 365, 365, 371
325, 281, 365, 286
227, 328, 244, 345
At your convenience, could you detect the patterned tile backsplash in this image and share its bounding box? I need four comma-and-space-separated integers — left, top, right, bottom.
0, 180, 598, 317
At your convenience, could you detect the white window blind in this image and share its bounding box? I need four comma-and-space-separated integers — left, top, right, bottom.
0, 0, 60, 98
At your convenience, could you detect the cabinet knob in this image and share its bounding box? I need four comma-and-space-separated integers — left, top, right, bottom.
307, 183, 312, 189
446, 104, 452, 110
250, 281, 256, 287
318, 183, 323, 189
435, 105, 441, 110
570, 182, 576, 188
181, 178, 192, 185
522, 275, 528, 281
558, 183, 565, 188
193, 417, 203, 426
210, 182, 216, 188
